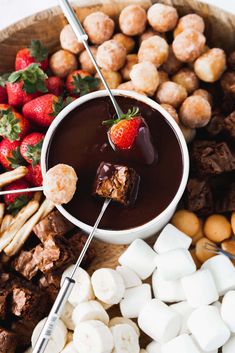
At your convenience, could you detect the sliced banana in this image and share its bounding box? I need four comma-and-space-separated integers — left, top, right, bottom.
109, 317, 140, 337
61, 302, 75, 331
116, 266, 142, 288
73, 320, 114, 353
31, 317, 67, 353
146, 341, 162, 353
140, 350, 148, 353
61, 265, 95, 306
111, 324, 140, 353
72, 300, 109, 326
61, 342, 77, 353
91, 268, 125, 305
98, 300, 113, 310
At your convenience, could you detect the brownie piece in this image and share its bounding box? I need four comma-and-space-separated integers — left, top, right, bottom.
33, 210, 74, 243
224, 111, 235, 139
93, 162, 140, 206
205, 114, 224, 137
69, 232, 95, 267
191, 140, 235, 176
216, 182, 235, 213
39, 270, 62, 303
34, 236, 75, 274
0, 290, 8, 321
12, 249, 38, 280
186, 178, 213, 215
0, 327, 18, 353
11, 319, 38, 346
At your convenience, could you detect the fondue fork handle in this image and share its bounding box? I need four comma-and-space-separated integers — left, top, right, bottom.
0, 186, 43, 196
58, 0, 123, 119
32, 198, 111, 353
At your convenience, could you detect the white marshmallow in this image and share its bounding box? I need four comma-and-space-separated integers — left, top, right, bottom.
152, 269, 186, 303
146, 341, 162, 353
120, 283, 152, 318
212, 301, 221, 310
154, 224, 192, 254
181, 269, 219, 308
119, 239, 157, 280
170, 301, 194, 334
138, 299, 181, 343
188, 305, 230, 351
222, 335, 235, 353
201, 255, 235, 296
156, 249, 196, 281
162, 334, 201, 353
191, 335, 218, 353
221, 291, 235, 333
116, 266, 142, 288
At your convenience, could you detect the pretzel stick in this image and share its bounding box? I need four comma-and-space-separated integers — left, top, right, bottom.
0, 214, 13, 233
4, 199, 55, 256
0, 166, 28, 188
0, 200, 39, 252
33, 191, 43, 203
0, 203, 5, 227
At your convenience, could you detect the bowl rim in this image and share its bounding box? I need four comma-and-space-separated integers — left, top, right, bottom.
41, 89, 189, 237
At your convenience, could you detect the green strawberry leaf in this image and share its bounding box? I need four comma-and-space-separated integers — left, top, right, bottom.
29, 40, 48, 62
7, 195, 29, 215
25, 138, 44, 167
102, 106, 140, 126
0, 73, 10, 87
0, 111, 21, 141
50, 96, 72, 117
8, 63, 48, 94
71, 74, 100, 96
7, 146, 27, 169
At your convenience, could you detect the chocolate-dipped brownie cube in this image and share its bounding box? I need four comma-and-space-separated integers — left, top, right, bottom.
0, 327, 18, 353
93, 162, 140, 206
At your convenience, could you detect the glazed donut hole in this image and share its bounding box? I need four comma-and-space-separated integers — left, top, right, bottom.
158, 70, 169, 85
112, 33, 135, 54
60, 24, 84, 54
95, 69, 122, 89
162, 46, 183, 75
194, 48, 227, 82
156, 81, 187, 108
130, 61, 159, 96
117, 81, 146, 96
121, 54, 138, 81
83, 11, 115, 45
160, 103, 179, 124
192, 219, 204, 245
192, 89, 213, 106
119, 5, 147, 36
49, 50, 78, 78
179, 123, 196, 143
195, 237, 216, 263
204, 214, 232, 243
172, 29, 206, 63
179, 95, 212, 128
96, 40, 126, 71
172, 68, 199, 94
232, 212, 235, 235
190, 249, 202, 269
78, 46, 97, 75
171, 209, 200, 238
174, 13, 205, 38
147, 3, 179, 33
139, 28, 166, 44
221, 71, 235, 94
138, 35, 169, 68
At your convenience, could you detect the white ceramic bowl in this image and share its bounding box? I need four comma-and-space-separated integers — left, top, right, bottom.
41, 90, 189, 244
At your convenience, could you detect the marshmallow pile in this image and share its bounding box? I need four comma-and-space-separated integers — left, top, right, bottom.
28, 223, 235, 353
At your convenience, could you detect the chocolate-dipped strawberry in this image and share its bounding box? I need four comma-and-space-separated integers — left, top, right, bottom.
103, 107, 156, 165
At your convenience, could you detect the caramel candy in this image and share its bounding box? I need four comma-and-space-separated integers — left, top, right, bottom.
204, 214, 232, 243
171, 209, 200, 238
195, 237, 216, 263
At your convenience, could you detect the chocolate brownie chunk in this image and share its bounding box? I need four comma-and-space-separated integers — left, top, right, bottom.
186, 178, 213, 215
12, 249, 38, 280
69, 232, 95, 267
0, 290, 8, 320
11, 319, 38, 346
205, 114, 224, 137
93, 162, 140, 206
39, 270, 62, 303
191, 140, 235, 176
224, 111, 235, 139
216, 182, 235, 213
33, 210, 74, 243
0, 327, 18, 353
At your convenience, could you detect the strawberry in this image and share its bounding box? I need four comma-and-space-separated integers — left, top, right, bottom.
3, 180, 33, 214
0, 139, 26, 170
0, 75, 8, 104
0, 104, 13, 119
23, 94, 70, 127
46, 76, 64, 96
20, 132, 44, 166
7, 63, 48, 107
66, 70, 100, 97
25, 164, 43, 187
0, 109, 30, 142
15, 40, 49, 71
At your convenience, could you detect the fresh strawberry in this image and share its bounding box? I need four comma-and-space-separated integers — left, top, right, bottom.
23, 94, 70, 127
25, 164, 42, 187
7, 63, 48, 107
66, 70, 100, 97
20, 132, 44, 166
0, 109, 30, 142
0, 139, 26, 170
0, 75, 8, 104
15, 40, 49, 71
3, 180, 33, 214
46, 76, 64, 96
0, 104, 13, 119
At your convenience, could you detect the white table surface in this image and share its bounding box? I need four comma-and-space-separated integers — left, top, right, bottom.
0, 0, 235, 30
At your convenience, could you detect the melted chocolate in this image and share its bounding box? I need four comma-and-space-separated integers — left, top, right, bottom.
47, 96, 183, 230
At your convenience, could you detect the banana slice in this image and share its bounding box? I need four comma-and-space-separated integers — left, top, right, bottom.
109, 317, 140, 337
146, 341, 162, 353
61, 302, 75, 331
91, 268, 125, 305
140, 350, 148, 353
73, 320, 114, 353
61, 265, 95, 306
31, 317, 67, 353
111, 324, 140, 353
98, 300, 113, 310
116, 266, 142, 288
61, 342, 77, 353
72, 300, 109, 326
